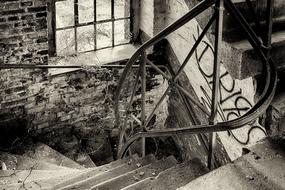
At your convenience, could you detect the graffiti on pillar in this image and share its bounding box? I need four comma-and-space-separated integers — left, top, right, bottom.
193, 26, 266, 145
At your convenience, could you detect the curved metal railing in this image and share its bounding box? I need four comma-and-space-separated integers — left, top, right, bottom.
114, 0, 277, 168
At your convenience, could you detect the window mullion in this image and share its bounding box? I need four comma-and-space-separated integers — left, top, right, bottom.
94, 0, 97, 50
111, 0, 115, 47
74, 0, 79, 52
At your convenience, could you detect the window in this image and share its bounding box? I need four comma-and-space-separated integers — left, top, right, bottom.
49, 0, 133, 56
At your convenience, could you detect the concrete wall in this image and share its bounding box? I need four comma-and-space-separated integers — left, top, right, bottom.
140, 0, 154, 38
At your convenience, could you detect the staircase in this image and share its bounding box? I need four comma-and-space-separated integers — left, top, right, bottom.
0, 143, 210, 190
0, 0, 284, 189
222, 0, 285, 79
1, 139, 284, 190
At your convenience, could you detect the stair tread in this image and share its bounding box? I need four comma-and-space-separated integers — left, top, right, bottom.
50, 154, 139, 189
22, 142, 85, 169
221, 29, 285, 79
222, 0, 285, 43
0, 151, 74, 170
178, 139, 285, 190
93, 156, 178, 190
0, 169, 80, 189
122, 158, 208, 190
55, 154, 155, 190
230, 30, 285, 51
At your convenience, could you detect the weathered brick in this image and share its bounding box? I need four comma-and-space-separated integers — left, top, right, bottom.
27, 6, 46, 13
22, 27, 34, 33
8, 15, 19, 21
4, 2, 20, 10
36, 12, 47, 18
21, 14, 34, 21
37, 49, 48, 55
0, 9, 25, 16
22, 53, 33, 59
36, 37, 48, 43
0, 17, 6, 23
20, 1, 33, 8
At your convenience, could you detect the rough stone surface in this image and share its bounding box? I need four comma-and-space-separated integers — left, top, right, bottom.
266, 92, 285, 139
178, 139, 285, 190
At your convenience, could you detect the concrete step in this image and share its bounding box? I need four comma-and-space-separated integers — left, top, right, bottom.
66, 148, 97, 168
0, 168, 81, 190
0, 151, 75, 171
22, 142, 85, 169
222, 0, 285, 43
221, 30, 285, 79
56, 154, 157, 190
178, 139, 285, 190
122, 158, 209, 190
93, 156, 178, 190
265, 91, 285, 138
0, 155, 140, 190
51, 154, 140, 189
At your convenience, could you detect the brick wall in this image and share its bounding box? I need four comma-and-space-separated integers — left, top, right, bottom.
0, 0, 48, 65
0, 0, 49, 126
25, 68, 165, 164
27, 69, 117, 164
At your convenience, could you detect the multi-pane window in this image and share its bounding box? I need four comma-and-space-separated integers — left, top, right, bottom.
54, 0, 131, 56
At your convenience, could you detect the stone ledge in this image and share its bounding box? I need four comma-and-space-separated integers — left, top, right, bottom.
222, 30, 285, 79
48, 44, 139, 77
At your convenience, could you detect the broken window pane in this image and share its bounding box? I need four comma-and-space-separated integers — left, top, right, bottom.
77, 25, 95, 53
56, 0, 74, 28
115, 19, 130, 45
96, 0, 111, 21
97, 22, 112, 49
56, 29, 75, 56
78, 0, 94, 24
115, 0, 130, 18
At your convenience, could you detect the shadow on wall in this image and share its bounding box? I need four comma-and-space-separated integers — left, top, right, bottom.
0, 115, 28, 152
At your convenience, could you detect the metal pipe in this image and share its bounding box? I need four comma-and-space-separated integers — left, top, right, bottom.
146, 59, 210, 116
143, 86, 171, 130
118, 63, 142, 154
0, 64, 168, 69
264, 0, 274, 59
173, 13, 216, 81
141, 52, 147, 157
74, 0, 79, 52
208, 0, 224, 170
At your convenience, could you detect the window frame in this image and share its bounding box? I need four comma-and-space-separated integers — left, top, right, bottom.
47, 0, 139, 57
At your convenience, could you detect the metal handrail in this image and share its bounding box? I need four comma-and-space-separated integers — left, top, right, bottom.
115, 0, 277, 160
114, 0, 217, 126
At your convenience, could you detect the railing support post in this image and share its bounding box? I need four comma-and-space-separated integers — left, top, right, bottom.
265, 0, 274, 59
141, 52, 147, 157
208, 0, 224, 170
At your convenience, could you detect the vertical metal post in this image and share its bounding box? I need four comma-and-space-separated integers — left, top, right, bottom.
47, 0, 56, 56
208, 0, 224, 170
264, 0, 274, 59
94, 0, 97, 50
141, 53, 147, 157
74, 0, 79, 52
111, 0, 115, 47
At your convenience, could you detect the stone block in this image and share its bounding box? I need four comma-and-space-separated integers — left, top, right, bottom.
222, 30, 285, 79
